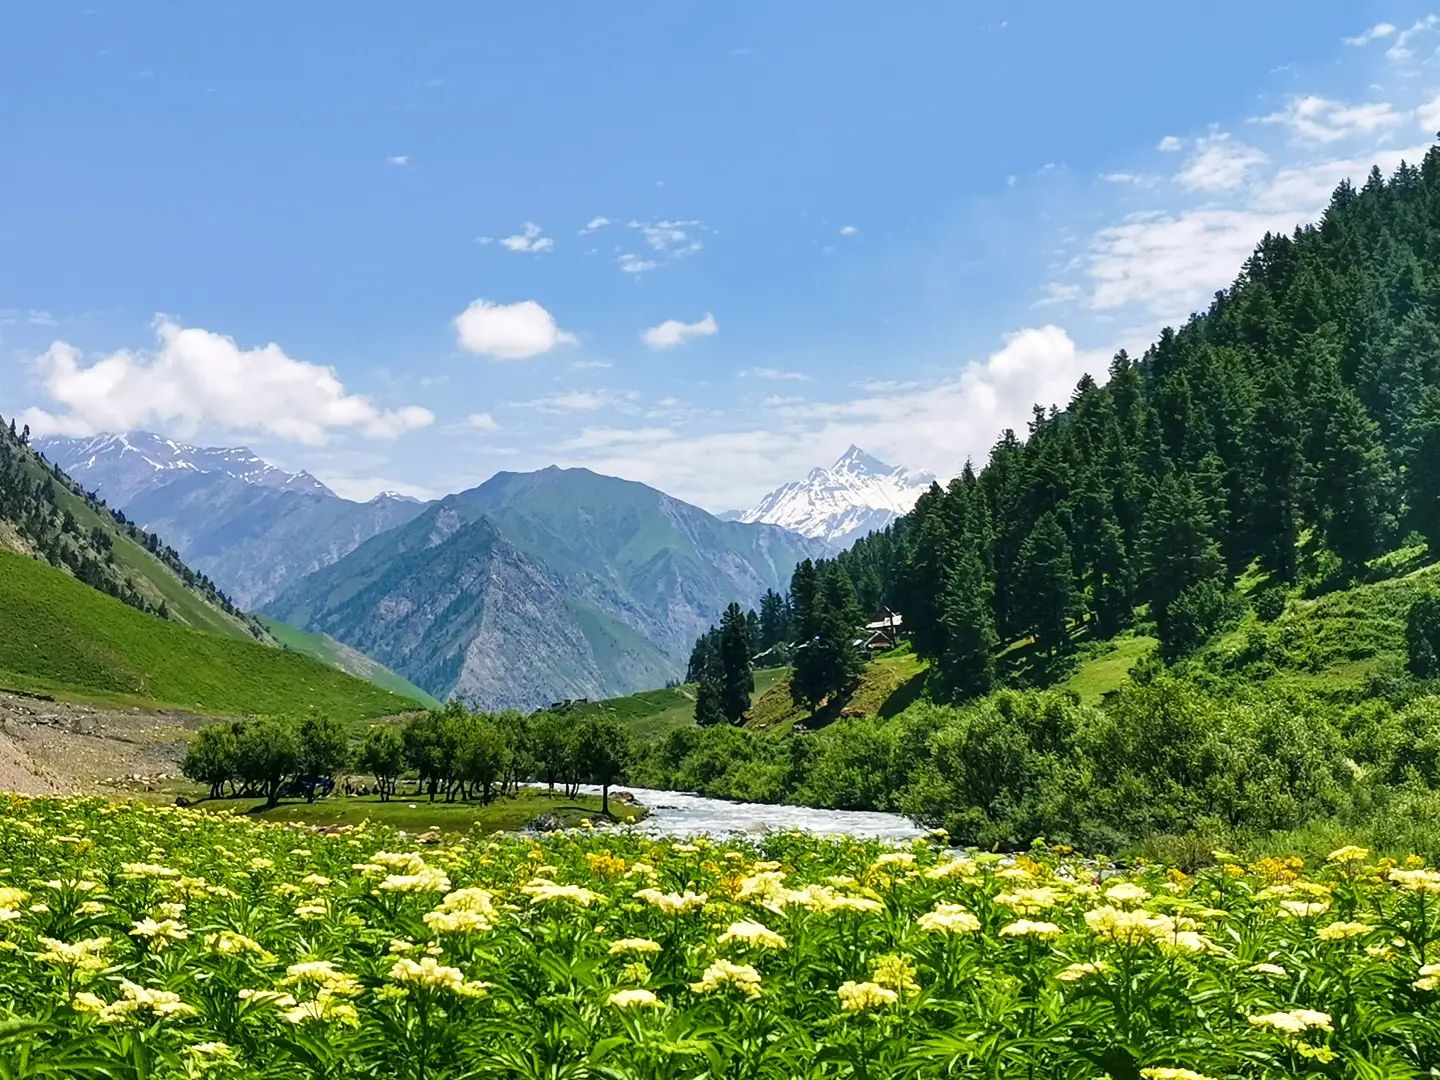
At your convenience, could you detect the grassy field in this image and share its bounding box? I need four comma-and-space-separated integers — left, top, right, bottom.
746, 651, 926, 731
259, 616, 441, 708
1062, 632, 1159, 703
176, 786, 637, 832
555, 667, 788, 740
0, 549, 422, 723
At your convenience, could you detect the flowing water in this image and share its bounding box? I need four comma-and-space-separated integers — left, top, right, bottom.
573, 785, 924, 841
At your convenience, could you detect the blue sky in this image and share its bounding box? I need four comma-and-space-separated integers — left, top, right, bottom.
3, 2, 1439, 509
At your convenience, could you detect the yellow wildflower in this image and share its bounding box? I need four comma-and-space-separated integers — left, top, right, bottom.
690, 959, 762, 998
837, 980, 898, 1012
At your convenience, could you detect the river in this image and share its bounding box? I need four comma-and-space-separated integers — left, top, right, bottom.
575, 785, 924, 841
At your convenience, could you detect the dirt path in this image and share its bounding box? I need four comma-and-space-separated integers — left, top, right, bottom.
0, 689, 212, 795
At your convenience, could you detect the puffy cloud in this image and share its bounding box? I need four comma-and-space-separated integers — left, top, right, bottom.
1157, 135, 1183, 152
641, 312, 718, 349
1085, 143, 1432, 321
1345, 22, 1396, 46
499, 222, 554, 254
21, 318, 434, 445
385, 155, 409, 166
1176, 133, 1268, 190
617, 253, 659, 274
580, 216, 611, 232
453, 299, 577, 360
554, 326, 1109, 511
1256, 95, 1402, 143
1419, 92, 1440, 132
467, 412, 499, 431
839, 224, 858, 236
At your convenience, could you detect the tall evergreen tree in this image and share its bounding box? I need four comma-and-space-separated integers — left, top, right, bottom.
1016, 511, 1078, 655
933, 548, 997, 702
1408, 390, 1440, 556
1318, 387, 1391, 574
1093, 516, 1135, 636
1142, 476, 1226, 650
717, 602, 755, 724
1250, 373, 1305, 581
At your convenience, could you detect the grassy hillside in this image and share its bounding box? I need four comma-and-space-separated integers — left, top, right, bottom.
2, 421, 267, 643
0, 549, 419, 723
555, 666, 789, 740
258, 616, 442, 708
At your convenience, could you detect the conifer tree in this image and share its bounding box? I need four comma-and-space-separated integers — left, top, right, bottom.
933, 548, 997, 702
1407, 390, 1440, 556
1016, 511, 1077, 655
1142, 476, 1225, 650
1251, 373, 1305, 581
1093, 516, 1135, 636
1318, 387, 1391, 574
717, 602, 754, 724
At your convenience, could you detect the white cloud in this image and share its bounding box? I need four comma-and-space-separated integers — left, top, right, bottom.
0, 308, 57, 327
1034, 282, 1082, 307
385, 155, 409, 166
1087, 143, 1432, 320
1388, 15, 1438, 64
559, 426, 676, 451
580, 216, 611, 233
519, 389, 638, 414
466, 412, 499, 431
1256, 95, 1402, 143
641, 312, 719, 349
1157, 135, 1183, 152
1419, 92, 1440, 131
742, 367, 811, 382
453, 299, 577, 360
839, 224, 858, 236
499, 222, 554, 254
570, 358, 614, 370
616, 218, 707, 273
21, 318, 434, 445
1176, 133, 1269, 191
1345, 22, 1396, 46
1100, 172, 1159, 187
554, 326, 1108, 510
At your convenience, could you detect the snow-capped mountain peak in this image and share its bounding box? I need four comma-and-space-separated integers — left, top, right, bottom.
738, 446, 935, 551
35, 430, 334, 505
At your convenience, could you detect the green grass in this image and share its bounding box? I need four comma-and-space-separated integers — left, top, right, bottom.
745, 652, 927, 731
1063, 633, 1159, 704
259, 616, 441, 708
18, 450, 263, 643
0, 549, 422, 723
551, 667, 789, 740
181, 787, 637, 833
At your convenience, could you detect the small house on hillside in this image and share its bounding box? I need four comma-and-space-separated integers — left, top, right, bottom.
856, 610, 903, 654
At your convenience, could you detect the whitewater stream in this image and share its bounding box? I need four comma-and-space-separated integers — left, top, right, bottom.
571, 785, 924, 841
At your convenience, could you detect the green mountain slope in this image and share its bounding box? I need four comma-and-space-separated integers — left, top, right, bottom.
258, 616, 441, 709
0, 549, 418, 722
266, 468, 823, 710
0, 419, 267, 643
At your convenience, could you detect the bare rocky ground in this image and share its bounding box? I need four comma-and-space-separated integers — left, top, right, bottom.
0, 689, 209, 796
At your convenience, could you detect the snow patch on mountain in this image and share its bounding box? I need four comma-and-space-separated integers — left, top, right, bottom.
36, 431, 333, 505
739, 445, 934, 550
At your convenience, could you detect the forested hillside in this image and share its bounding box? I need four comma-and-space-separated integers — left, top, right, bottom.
830, 156, 1440, 691
0, 416, 267, 641
655, 151, 1440, 857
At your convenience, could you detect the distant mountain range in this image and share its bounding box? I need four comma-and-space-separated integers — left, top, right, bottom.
737, 445, 935, 550
37, 431, 824, 710
38, 433, 426, 609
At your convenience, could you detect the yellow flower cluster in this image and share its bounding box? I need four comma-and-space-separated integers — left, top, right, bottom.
690, 959, 762, 998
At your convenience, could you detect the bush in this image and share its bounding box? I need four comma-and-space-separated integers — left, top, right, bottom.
1254, 587, 1286, 622
1408, 592, 1440, 678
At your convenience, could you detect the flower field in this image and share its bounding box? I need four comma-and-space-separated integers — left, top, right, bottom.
2, 798, 1440, 1077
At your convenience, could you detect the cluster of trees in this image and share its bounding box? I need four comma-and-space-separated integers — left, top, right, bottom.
708, 153, 1440, 704
182, 703, 638, 815
0, 415, 258, 633
180, 715, 351, 807
686, 561, 870, 724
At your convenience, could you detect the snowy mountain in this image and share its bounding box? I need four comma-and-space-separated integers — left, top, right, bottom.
37, 431, 333, 506
739, 445, 935, 551
34, 431, 424, 608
